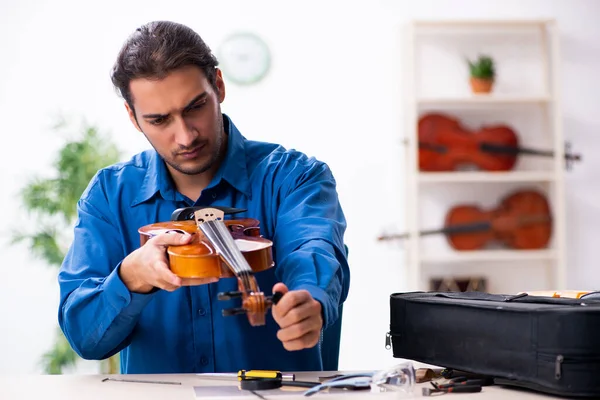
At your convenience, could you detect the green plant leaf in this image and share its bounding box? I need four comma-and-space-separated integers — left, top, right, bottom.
29, 229, 65, 267
40, 328, 78, 374
13, 116, 123, 374
467, 54, 495, 79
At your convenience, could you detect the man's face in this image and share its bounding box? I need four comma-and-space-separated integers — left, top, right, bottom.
126, 65, 226, 177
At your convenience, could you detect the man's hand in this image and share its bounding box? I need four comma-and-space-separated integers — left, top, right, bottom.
119, 231, 192, 293
271, 282, 323, 351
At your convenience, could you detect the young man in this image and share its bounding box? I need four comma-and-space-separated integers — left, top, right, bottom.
57, 20, 350, 374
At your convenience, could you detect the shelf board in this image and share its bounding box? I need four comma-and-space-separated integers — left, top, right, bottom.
416, 94, 552, 105
418, 171, 555, 183
412, 19, 554, 28
420, 249, 556, 263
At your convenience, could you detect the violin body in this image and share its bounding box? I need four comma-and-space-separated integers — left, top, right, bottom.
138, 218, 274, 285
444, 190, 552, 250
377, 189, 553, 251
419, 113, 519, 172
138, 207, 280, 327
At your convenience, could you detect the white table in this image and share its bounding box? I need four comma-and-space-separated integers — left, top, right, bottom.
0, 370, 562, 399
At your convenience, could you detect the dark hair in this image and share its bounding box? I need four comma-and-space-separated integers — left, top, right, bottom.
111, 20, 219, 110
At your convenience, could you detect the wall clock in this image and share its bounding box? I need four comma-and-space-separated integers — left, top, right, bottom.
218, 32, 271, 85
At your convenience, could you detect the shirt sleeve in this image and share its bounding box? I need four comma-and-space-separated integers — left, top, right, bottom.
272, 157, 350, 331
57, 173, 157, 360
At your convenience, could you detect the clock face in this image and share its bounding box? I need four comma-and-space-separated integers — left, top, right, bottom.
218, 32, 271, 85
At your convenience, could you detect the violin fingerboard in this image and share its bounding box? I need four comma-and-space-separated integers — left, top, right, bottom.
194, 209, 253, 276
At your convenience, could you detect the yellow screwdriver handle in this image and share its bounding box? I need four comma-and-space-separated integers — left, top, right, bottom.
238, 370, 282, 380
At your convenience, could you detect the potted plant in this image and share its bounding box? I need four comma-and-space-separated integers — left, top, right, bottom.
11, 116, 122, 374
467, 54, 495, 94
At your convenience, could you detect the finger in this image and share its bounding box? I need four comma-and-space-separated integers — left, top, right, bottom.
150, 231, 193, 247
153, 259, 182, 288
277, 299, 320, 329
272, 282, 289, 296
155, 277, 181, 292
274, 290, 311, 320
277, 314, 322, 342
280, 330, 321, 351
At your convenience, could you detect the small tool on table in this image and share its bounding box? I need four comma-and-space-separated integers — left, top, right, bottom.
237, 370, 296, 382
423, 385, 482, 396
422, 377, 492, 396
238, 372, 320, 391
101, 377, 181, 385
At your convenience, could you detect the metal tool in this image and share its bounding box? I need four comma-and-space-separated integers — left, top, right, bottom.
423, 381, 483, 396
239, 376, 320, 391
195, 370, 295, 382
249, 390, 268, 400
238, 370, 295, 381
101, 377, 181, 385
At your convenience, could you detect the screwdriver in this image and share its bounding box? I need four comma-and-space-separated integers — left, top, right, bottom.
238, 370, 296, 381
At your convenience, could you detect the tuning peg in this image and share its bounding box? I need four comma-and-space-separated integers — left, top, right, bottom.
269, 291, 284, 305
564, 141, 582, 171
218, 291, 243, 301
222, 307, 247, 317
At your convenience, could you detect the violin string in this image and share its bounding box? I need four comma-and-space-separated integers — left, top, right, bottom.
198, 219, 255, 295
197, 222, 235, 271
215, 220, 254, 275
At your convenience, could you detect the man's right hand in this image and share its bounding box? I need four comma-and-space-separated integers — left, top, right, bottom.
119, 231, 193, 293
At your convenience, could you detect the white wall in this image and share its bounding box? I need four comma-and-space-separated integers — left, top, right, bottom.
0, 0, 598, 375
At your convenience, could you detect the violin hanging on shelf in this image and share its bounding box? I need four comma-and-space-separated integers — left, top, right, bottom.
418, 113, 581, 172
377, 189, 552, 250
138, 206, 281, 327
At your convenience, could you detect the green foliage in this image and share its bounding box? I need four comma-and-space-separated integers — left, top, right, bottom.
467, 54, 495, 80
40, 327, 79, 374
12, 117, 122, 374
13, 121, 120, 266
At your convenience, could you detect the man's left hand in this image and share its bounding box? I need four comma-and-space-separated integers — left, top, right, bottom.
271, 282, 323, 351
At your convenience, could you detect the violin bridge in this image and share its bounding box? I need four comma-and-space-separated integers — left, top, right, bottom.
193, 207, 225, 223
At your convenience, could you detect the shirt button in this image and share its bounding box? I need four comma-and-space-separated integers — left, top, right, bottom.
198, 308, 206, 316
211, 193, 217, 199
200, 356, 209, 366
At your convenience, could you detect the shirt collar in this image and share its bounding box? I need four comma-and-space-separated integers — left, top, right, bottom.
131, 113, 250, 207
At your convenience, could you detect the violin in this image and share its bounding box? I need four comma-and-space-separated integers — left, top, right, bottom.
138, 206, 280, 327
418, 113, 581, 172
378, 189, 552, 250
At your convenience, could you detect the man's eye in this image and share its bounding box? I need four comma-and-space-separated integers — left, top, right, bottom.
150, 117, 166, 126
187, 102, 205, 112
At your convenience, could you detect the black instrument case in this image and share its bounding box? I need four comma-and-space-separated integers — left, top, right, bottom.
388, 291, 600, 397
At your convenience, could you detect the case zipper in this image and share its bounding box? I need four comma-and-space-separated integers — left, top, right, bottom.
555, 355, 563, 380
385, 331, 403, 350
540, 353, 600, 380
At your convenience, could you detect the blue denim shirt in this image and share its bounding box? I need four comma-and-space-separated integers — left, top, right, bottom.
57, 114, 350, 374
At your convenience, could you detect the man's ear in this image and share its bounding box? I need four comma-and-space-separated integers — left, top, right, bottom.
125, 101, 142, 132
215, 68, 226, 103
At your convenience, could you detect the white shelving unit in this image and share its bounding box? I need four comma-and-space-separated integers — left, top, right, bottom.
402, 19, 567, 294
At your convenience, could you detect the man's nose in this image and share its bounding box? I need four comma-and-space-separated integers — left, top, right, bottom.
173, 116, 198, 147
